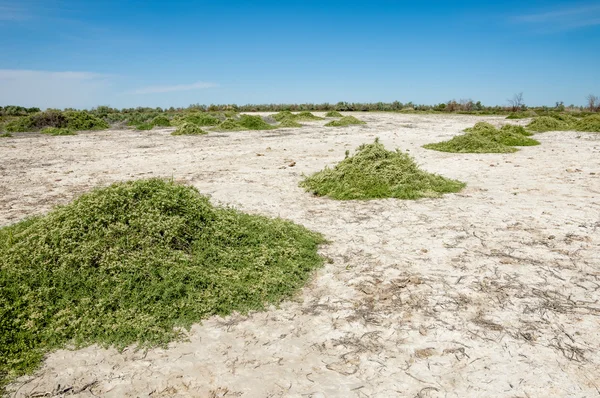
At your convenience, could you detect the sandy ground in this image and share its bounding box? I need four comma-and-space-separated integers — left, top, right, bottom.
2, 113, 600, 398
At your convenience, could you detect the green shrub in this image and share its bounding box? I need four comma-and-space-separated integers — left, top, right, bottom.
0, 179, 324, 388
135, 123, 154, 130
499, 124, 534, 136
4, 117, 34, 132
237, 115, 276, 130
41, 127, 76, 136
574, 115, 600, 132
272, 111, 294, 121
172, 113, 219, 127
151, 115, 171, 127
30, 110, 68, 129
464, 122, 497, 134
325, 111, 343, 117
126, 112, 158, 126
215, 118, 244, 131
324, 116, 366, 127
294, 111, 323, 121
64, 111, 109, 131
300, 139, 465, 200
526, 116, 571, 132
171, 123, 208, 135
278, 118, 303, 128
423, 133, 518, 153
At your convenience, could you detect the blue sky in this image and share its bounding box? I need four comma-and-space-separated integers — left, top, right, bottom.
1, 0, 599, 109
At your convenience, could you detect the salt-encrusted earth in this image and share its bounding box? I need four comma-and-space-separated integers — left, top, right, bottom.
2, 113, 599, 397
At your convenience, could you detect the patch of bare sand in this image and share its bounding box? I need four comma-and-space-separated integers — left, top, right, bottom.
2, 113, 599, 397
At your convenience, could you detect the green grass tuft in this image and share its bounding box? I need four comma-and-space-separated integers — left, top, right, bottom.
64, 111, 109, 131
41, 127, 76, 136
423, 133, 518, 153
135, 123, 154, 130
271, 111, 294, 121
294, 112, 324, 121
325, 111, 343, 118
151, 115, 171, 127
171, 122, 208, 136
0, 179, 325, 389
215, 118, 244, 131
324, 116, 366, 127
237, 115, 276, 130
526, 116, 571, 132
574, 115, 600, 132
300, 139, 465, 200
172, 113, 220, 127
277, 118, 303, 128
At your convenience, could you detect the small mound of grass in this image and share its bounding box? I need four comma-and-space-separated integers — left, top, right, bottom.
574, 115, 600, 132
151, 115, 171, 127
0, 179, 325, 389
423, 133, 517, 153
237, 115, 276, 130
471, 124, 540, 147
41, 127, 76, 136
271, 111, 294, 121
549, 113, 578, 124
300, 138, 465, 200
324, 116, 366, 127
294, 112, 324, 121
0, 133, 12, 138
500, 124, 534, 137
325, 111, 343, 118
135, 123, 154, 130
64, 111, 109, 131
173, 113, 220, 127
278, 118, 303, 128
526, 116, 571, 132
464, 122, 497, 134
171, 122, 207, 136
215, 118, 244, 131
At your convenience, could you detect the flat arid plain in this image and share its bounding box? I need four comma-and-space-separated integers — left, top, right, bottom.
2, 113, 599, 397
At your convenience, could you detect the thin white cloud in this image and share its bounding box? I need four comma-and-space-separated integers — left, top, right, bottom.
513, 4, 600, 30
128, 81, 218, 95
0, 69, 113, 109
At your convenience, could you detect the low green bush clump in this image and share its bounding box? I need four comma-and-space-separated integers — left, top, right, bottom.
0, 133, 11, 138
41, 127, 76, 136
0, 179, 324, 389
136, 123, 154, 130
64, 111, 109, 131
574, 115, 600, 132
325, 111, 343, 117
423, 133, 518, 153
424, 122, 538, 153
237, 115, 276, 130
171, 122, 208, 135
173, 113, 220, 127
526, 116, 571, 132
324, 116, 366, 127
300, 138, 465, 200
294, 111, 323, 121
151, 115, 171, 127
4, 117, 34, 132
215, 118, 244, 131
278, 118, 303, 128
272, 111, 294, 121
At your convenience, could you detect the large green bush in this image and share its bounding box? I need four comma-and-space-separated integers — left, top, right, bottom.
0, 179, 324, 389
300, 139, 465, 200
64, 111, 109, 131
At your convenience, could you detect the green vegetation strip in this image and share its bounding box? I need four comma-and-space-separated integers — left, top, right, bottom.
300, 138, 465, 200
171, 123, 207, 135
41, 127, 76, 136
0, 179, 325, 389
424, 122, 539, 153
324, 116, 366, 127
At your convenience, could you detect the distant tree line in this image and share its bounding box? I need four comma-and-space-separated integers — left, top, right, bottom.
2, 95, 599, 116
